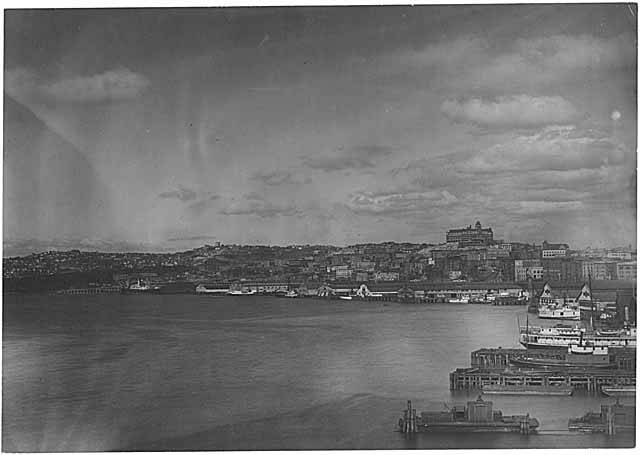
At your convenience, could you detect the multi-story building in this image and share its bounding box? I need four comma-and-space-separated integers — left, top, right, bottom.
515, 259, 543, 281
445, 221, 493, 247
374, 271, 400, 281
542, 241, 569, 258
582, 260, 615, 281
607, 251, 635, 261
616, 262, 637, 281
542, 257, 583, 282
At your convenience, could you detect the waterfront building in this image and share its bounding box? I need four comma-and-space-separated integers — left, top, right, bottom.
445, 221, 493, 247
616, 262, 637, 281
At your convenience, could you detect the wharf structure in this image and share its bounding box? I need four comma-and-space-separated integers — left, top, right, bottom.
450, 348, 636, 392
57, 285, 122, 295
192, 279, 634, 305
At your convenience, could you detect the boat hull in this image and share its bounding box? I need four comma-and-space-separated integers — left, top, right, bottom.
417, 422, 539, 433
482, 388, 573, 396
601, 387, 636, 397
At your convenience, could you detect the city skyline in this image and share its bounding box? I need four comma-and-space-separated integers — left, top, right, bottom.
4, 5, 638, 255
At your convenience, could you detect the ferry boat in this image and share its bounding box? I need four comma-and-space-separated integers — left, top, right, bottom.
537, 283, 580, 320
538, 306, 580, 320
519, 325, 636, 349
398, 396, 539, 434
482, 384, 573, 396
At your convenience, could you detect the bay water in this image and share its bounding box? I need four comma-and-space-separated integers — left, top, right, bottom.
3, 294, 635, 450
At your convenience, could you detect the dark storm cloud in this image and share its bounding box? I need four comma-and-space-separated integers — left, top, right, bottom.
303, 145, 394, 171
158, 185, 197, 202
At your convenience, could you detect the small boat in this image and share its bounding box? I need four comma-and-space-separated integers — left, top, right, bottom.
448, 297, 469, 304
601, 386, 636, 397
339, 295, 353, 300
126, 280, 160, 293
285, 290, 299, 298
482, 384, 573, 396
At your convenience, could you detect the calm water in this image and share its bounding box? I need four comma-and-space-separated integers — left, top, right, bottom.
3, 294, 635, 451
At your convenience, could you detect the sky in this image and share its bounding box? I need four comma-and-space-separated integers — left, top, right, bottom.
3, 4, 638, 255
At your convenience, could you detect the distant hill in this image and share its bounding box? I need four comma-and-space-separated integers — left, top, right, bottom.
3, 94, 111, 245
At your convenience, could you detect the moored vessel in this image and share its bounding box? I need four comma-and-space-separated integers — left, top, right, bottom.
519, 325, 636, 349
601, 385, 636, 397
481, 384, 573, 396
509, 344, 614, 369
398, 396, 539, 434
195, 284, 228, 295
569, 401, 635, 434
125, 279, 160, 293
226, 288, 257, 296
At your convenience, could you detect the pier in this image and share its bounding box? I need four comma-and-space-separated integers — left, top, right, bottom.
450, 347, 636, 392
57, 286, 122, 295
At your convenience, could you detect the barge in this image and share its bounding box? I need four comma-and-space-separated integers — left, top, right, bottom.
398, 396, 539, 434
569, 401, 635, 434
601, 385, 636, 397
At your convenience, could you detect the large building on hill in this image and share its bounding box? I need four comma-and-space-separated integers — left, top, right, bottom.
446, 221, 494, 247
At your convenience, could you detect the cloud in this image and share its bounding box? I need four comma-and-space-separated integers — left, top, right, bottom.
41, 68, 149, 103
252, 169, 311, 186
220, 194, 301, 218
158, 185, 197, 202
390, 33, 634, 93
188, 195, 220, 213
510, 200, 585, 215
346, 189, 458, 216
303, 144, 394, 171
441, 95, 578, 128
463, 125, 629, 173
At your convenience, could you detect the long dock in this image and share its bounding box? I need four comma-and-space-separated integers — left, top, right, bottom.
450, 347, 636, 392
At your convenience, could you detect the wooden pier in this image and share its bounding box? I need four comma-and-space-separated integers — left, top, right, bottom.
450, 347, 636, 392
450, 367, 636, 392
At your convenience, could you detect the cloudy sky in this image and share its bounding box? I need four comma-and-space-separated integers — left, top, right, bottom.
4, 5, 637, 254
